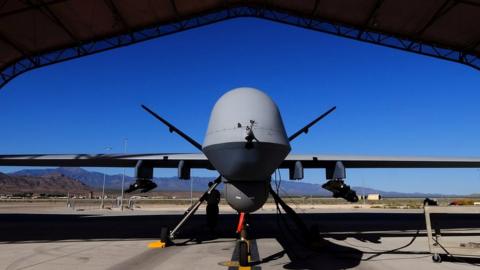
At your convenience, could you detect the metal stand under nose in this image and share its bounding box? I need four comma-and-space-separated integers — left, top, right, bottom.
168, 176, 222, 240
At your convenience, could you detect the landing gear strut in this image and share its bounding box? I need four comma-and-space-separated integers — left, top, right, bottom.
236, 212, 250, 267
164, 176, 222, 242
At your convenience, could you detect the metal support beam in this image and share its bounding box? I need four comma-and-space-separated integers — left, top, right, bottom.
0, 32, 37, 66
170, 0, 181, 18
0, 0, 69, 19
415, 0, 457, 36
1, 5, 479, 89
357, 0, 384, 38
104, 0, 132, 37
25, 0, 84, 49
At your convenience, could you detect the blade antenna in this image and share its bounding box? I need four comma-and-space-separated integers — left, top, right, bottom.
141, 105, 203, 151
288, 106, 336, 141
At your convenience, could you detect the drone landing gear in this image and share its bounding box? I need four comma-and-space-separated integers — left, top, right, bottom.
236, 212, 250, 267
149, 176, 222, 249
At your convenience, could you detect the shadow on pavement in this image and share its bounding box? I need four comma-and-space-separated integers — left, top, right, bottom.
1, 212, 479, 269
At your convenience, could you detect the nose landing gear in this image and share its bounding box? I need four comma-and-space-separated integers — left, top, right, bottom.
236, 212, 250, 267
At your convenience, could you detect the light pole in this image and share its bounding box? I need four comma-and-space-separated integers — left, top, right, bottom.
100, 146, 112, 209
362, 177, 366, 206
190, 177, 193, 206
120, 138, 128, 211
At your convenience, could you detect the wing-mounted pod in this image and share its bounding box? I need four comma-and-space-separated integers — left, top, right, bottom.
289, 161, 304, 180
178, 160, 190, 180
126, 160, 157, 193
322, 161, 358, 202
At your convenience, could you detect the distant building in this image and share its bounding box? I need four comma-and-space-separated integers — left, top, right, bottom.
366, 194, 382, 201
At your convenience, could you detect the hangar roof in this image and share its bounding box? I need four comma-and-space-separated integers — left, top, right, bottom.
1, 0, 479, 88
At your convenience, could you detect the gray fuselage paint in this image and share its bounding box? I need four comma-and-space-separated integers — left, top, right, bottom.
202, 88, 291, 212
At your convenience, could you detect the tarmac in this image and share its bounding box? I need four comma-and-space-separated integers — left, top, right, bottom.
0, 204, 479, 270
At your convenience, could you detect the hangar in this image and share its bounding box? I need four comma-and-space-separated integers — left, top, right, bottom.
0, 0, 480, 89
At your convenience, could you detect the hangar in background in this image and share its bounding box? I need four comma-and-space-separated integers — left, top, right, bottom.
0, 0, 479, 89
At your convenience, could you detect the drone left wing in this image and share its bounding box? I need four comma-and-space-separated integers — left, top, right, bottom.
0, 153, 211, 169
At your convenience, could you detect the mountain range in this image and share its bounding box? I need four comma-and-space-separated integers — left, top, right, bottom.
4, 167, 470, 197
0, 171, 92, 194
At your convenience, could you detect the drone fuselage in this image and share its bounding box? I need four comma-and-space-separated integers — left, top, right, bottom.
202, 88, 291, 212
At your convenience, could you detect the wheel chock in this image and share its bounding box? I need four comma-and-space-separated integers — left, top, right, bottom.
148, 240, 166, 249
148, 227, 170, 249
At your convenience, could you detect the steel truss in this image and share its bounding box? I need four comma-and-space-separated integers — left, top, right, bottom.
1, 5, 479, 89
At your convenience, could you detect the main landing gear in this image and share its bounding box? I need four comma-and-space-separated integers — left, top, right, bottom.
150, 176, 222, 248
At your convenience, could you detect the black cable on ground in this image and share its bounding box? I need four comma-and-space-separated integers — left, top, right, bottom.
271, 176, 480, 267
270, 170, 311, 259
272, 170, 299, 241
362, 230, 420, 261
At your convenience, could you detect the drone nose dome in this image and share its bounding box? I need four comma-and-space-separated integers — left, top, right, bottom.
203, 87, 289, 147
202, 87, 291, 181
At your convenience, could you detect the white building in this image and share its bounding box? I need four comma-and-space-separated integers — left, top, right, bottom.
366, 194, 382, 201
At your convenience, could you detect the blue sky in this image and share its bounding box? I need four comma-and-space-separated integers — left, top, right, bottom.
1, 18, 480, 195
